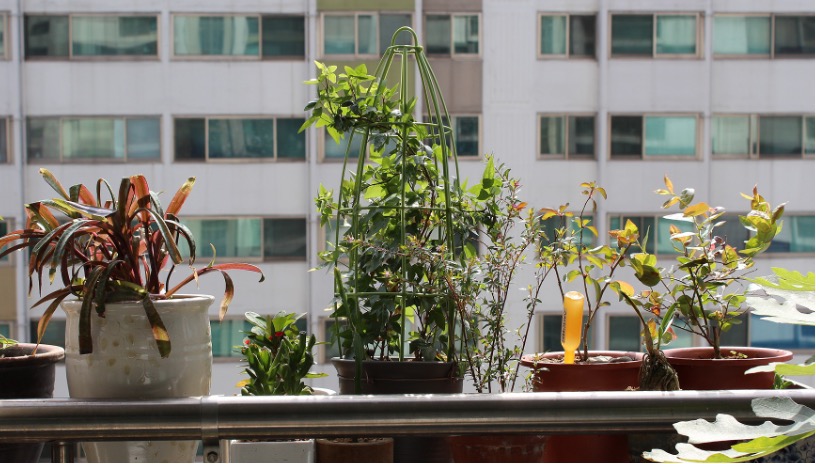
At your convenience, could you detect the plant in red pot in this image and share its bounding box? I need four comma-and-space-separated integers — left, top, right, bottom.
0, 169, 264, 462
624, 176, 790, 390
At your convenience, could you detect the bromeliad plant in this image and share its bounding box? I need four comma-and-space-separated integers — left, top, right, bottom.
621, 177, 784, 359
0, 169, 264, 358
238, 312, 326, 396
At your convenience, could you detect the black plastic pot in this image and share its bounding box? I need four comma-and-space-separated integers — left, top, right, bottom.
0, 343, 65, 463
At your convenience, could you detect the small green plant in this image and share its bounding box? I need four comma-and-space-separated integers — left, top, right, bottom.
238, 312, 326, 396
0, 334, 17, 351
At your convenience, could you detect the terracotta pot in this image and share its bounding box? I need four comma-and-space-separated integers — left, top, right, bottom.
520, 351, 643, 463
0, 343, 64, 463
663, 346, 793, 390
448, 434, 547, 463
62, 295, 214, 462
315, 438, 393, 463
332, 358, 463, 462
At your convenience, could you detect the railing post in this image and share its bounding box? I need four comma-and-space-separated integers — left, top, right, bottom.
50, 442, 75, 463
201, 396, 221, 463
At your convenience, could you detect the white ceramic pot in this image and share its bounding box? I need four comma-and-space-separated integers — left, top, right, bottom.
62, 295, 214, 463
228, 439, 316, 463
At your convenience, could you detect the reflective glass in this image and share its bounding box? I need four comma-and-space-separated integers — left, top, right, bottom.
453, 15, 479, 54
357, 15, 376, 55
0, 15, 5, 57
713, 16, 770, 55
455, 116, 479, 157
72, 16, 157, 56
611, 15, 653, 55
380, 14, 411, 53
183, 218, 262, 259
608, 316, 641, 352
30, 319, 66, 348
644, 116, 696, 156
25, 15, 69, 57
714, 215, 751, 250
719, 313, 748, 346
0, 119, 6, 163
263, 218, 307, 259
325, 129, 363, 160
277, 118, 306, 159
656, 216, 694, 254
174, 118, 206, 161
62, 118, 125, 160
569, 15, 596, 57
750, 314, 815, 350
759, 116, 802, 157
425, 15, 450, 54
540, 16, 567, 55
711, 116, 751, 155
208, 119, 274, 159
261, 16, 305, 57
324, 15, 354, 55
610, 116, 643, 156
613, 216, 656, 254
26, 118, 61, 160
211, 319, 251, 357
539, 116, 564, 155
126, 118, 161, 160
0, 221, 7, 262
768, 216, 815, 253
174, 16, 259, 56
774, 16, 815, 56
569, 116, 595, 157
656, 15, 696, 54
0, 322, 9, 337
806, 117, 815, 155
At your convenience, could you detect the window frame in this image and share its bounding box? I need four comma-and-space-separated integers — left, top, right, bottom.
712, 114, 814, 159
26, 115, 162, 163
537, 13, 597, 59
319, 11, 414, 59
609, 12, 703, 59
425, 113, 482, 160
181, 216, 308, 263
712, 13, 815, 59
25, 13, 161, 61
171, 13, 305, 61
423, 12, 482, 58
173, 115, 306, 162
608, 113, 701, 160
0, 116, 10, 164
537, 113, 596, 160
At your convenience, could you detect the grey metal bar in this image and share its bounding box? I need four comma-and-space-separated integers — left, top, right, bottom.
0, 390, 811, 444
49, 442, 75, 463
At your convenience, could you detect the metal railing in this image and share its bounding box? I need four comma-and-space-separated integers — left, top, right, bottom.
1, 389, 813, 462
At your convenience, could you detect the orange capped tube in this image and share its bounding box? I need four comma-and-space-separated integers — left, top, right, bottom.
561, 291, 585, 364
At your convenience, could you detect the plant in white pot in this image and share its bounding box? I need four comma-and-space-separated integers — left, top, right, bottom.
0, 169, 264, 462
229, 311, 328, 463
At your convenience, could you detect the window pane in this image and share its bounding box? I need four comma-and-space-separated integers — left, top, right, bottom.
325, 130, 363, 159
539, 116, 564, 155
277, 118, 306, 159
30, 319, 65, 348
174, 118, 206, 160
619, 216, 656, 254
711, 116, 751, 155
72, 16, 157, 56
184, 218, 262, 259
425, 15, 451, 54
209, 119, 274, 159
0, 16, 4, 58
656, 216, 694, 254
656, 15, 696, 54
25, 15, 69, 57
380, 14, 411, 53
609, 316, 641, 352
770, 215, 815, 253
713, 16, 770, 55
174, 16, 259, 56
126, 118, 161, 160
211, 319, 250, 357
569, 15, 596, 57
0, 119, 6, 163
759, 116, 802, 157
714, 215, 751, 250
610, 116, 643, 156
324, 15, 355, 54
751, 314, 814, 350
62, 118, 125, 160
261, 16, 305, 57
0, 322, 10, 338
542, 314, 592, 352
455, 116, 479, 157
719, 313, 748, 347
357, 15, 376, 55
774, 16, 815, 56
611, 15, 653, 55
806, 117, 815, 155
569, 116, 595, 157
0, 221, 8, 262
644, 116, 696, 156
264, 218, 307, 259
540, 16, 567, 55
26, 118, 60, 160
453, 15, 479, 54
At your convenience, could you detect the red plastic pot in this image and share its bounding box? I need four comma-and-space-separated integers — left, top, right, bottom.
663, 346, 793, 390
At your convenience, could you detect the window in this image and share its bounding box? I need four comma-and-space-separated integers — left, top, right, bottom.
30, 319, 66, 348
0, 117, 8, 163
425, 114, 481, 158
608, 215, 694, 255
608, 315, 641, 352
0, 13, 7, 59
610, 115, 698, 159
262, 16, 305, 57
25, 15, 158, 59
0, 219, 9, 263
611, 13, 700, 57
26, 117, 161, 162
181, 217, 307, 261
0, 321, 11, 338
323, 129, 364, 161
211, 318, 251, 358
750, 314, 814, 350
539, 314, 592, 353
425, 14, 480, 56
538, 115, 595, 159
321, 13, 411, 57
320, 317, 343, 363
767, 215, 815, 253
539, 14, 596, 58
173, 15, 304, 59
174, 117, 305, 161
712, 115, 814, 158
714, 15, 814, 58
539, 214, 595, 247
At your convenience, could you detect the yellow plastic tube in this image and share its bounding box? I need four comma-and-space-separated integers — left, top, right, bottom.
561, 291, 585, 364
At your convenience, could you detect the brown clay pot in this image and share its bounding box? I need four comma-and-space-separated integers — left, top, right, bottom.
663, 346, 793, 390
316, 438, 394, 463
520, 351, 644, 463
448, 434, 547, 463
332, 358, 463, 462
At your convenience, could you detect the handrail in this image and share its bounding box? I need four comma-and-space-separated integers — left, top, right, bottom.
1, 390, 812, 462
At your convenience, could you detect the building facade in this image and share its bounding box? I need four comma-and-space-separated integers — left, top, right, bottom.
0, 0, 812, 395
